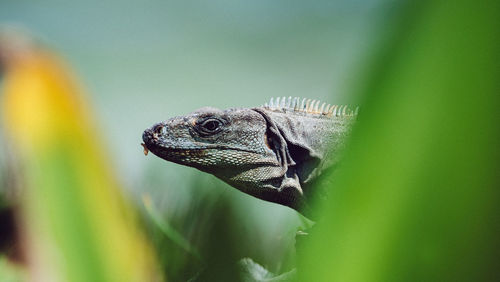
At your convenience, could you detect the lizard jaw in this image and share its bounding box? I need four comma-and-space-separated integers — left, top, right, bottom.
142, 127, 271, 167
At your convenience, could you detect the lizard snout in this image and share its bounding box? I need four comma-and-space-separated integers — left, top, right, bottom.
142, 123, 169, 148
142, 128, 154, 145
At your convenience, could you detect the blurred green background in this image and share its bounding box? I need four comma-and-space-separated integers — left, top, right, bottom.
0, 1, 386, 280
0, 0, 383, 211
1, 0, 498, 281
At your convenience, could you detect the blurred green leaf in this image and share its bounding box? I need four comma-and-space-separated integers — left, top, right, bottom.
1, 36, 161, 282
143, 194, 201, 260
239, 258, 297, 282
300, 0, 499, 281
0, 256, 25, 282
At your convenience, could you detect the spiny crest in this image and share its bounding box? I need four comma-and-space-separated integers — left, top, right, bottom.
263, 96, 359, 118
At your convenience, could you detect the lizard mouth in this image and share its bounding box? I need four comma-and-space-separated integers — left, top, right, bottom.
142, 127, 175, 157
142, 127, 263, 161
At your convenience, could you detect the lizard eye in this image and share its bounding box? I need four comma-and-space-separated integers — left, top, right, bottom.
198, 118, 223, 135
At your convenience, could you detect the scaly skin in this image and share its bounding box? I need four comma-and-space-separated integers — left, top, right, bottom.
142, 97, 357, 217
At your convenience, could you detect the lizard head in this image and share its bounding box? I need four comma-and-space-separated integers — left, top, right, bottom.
143, 99, 355, 216
142, 105, 334, 214
142, 107, 282, 186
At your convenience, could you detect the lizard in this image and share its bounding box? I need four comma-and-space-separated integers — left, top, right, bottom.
142, 97, 357, 218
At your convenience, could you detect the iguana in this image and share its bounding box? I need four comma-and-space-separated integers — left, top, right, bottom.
142, 97, 357, 217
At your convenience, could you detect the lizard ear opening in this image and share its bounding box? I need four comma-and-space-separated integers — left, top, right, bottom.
287, 142, 321, 183
263, 132, 272, 150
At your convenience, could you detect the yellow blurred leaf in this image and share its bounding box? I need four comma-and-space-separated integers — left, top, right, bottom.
1, 34, 162, 282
